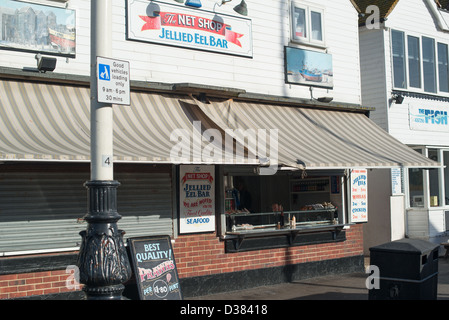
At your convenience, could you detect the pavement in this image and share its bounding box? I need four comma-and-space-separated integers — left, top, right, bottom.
186, 257, 449, 300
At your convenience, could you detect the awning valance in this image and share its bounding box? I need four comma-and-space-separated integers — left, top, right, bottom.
193, 98, 439, 169
0, 80, 245, 164
0, 80, 438, 169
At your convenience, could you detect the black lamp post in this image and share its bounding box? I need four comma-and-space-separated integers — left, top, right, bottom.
77, 0, 131, 300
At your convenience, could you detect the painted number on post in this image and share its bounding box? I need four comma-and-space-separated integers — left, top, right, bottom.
102, 155, 112, 168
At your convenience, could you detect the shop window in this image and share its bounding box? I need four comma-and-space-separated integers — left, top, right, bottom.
391, 30, 449, 94
444, 151, 449, 205
392, 30, 407, 89
291, 1, 325, 47
408, 36, 421, 88
428, 149, 441, 207
409, 168, 424, 207
423, 37, 437, 93
438, 43, 449, 93
224, 173, 343, 233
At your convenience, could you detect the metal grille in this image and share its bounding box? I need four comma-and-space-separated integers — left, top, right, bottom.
0, 170, 173, 255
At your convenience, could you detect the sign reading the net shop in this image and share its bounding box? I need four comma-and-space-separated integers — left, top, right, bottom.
126, 0, 253, 57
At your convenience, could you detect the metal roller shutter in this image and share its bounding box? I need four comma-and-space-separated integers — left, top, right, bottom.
0, 166, 173, 256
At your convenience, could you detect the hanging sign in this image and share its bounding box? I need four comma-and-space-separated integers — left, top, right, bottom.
126, 0, 253, 57
349, 169, 368, 223
179, 165, 215, 233
127, 236, 182, 300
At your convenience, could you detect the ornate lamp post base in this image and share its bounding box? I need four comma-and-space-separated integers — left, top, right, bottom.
77, 180, 131, 300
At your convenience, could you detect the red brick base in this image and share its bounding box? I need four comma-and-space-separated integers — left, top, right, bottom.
0, 224, 363, 299
174, 224, 363, 278
0, 269, 80, 299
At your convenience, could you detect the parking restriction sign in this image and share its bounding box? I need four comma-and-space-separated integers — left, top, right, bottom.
96, 56, 130, 105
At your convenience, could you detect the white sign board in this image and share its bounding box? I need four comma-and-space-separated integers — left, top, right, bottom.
127, 0, 253, 57
391, 168, 402, 195
409, 104, 449, 132
96, 56, 130, 105
349, 169, 368, 223
179, 165, 215, 233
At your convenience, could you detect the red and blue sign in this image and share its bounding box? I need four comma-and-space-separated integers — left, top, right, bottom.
127, 0, 253, 57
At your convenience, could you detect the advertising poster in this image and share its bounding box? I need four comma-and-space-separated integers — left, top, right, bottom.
128, 236, 182, 300
285, 46, 333, 88
179, 165, 215, 233
126, 0, 253, 57
349, 169, 368, 223
0, 0, 76, 57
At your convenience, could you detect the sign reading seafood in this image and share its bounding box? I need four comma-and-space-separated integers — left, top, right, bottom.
128, 236, 182, 300
179, 165, 215, 233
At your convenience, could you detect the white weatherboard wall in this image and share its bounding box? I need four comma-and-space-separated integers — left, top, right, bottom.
359, 0, 449, 248
359, 27, 388, 131
380, 0, 449, 145
0, 0, 361, 105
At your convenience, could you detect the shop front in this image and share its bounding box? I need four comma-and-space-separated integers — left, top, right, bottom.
0, 74, 439, 299
168, 96, 440, 296
403, 100, 449, 245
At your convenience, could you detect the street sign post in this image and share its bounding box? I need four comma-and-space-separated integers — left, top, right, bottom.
78, 0, 131, 300
96, 56, 130, 105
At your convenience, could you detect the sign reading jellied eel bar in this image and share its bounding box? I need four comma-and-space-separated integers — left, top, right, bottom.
126, 0, 253, 57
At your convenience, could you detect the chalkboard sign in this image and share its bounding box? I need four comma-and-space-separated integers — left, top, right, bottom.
127, 236, 182, 300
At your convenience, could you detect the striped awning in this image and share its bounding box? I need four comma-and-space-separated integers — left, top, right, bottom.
193, 98, 439, 169
0, 80, 248, 164
0, 80, 439, 169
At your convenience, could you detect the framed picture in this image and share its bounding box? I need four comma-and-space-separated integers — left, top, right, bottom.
0, 0, 76, 57
285, 46, 333, 88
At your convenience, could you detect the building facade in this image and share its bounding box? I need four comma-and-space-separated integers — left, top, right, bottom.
357, 0, 449, 252
0, 0, 436, 299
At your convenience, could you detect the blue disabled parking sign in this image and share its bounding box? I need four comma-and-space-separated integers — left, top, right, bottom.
99, 64, 111, 81
96, 56, 130, 105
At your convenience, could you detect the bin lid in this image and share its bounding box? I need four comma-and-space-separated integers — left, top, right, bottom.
369, 238, 439, 254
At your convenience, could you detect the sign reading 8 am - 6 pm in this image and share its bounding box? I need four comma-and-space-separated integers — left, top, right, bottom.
96, 56, 130, 105
126, 0, 253, 57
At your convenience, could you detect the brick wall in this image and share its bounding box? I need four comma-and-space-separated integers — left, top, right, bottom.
174, 224, 363, 279
0, 224, 363, 299
0, 269, 81, 299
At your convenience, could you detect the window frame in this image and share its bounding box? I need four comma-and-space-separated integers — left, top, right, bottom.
407, 35, 421, 89
391, 29, 407, 89
422, 36, 437, 93
438, 42, 449, 93
290, 1, 326, 48
405, 147, 449, 210
391, 29, 449, 96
